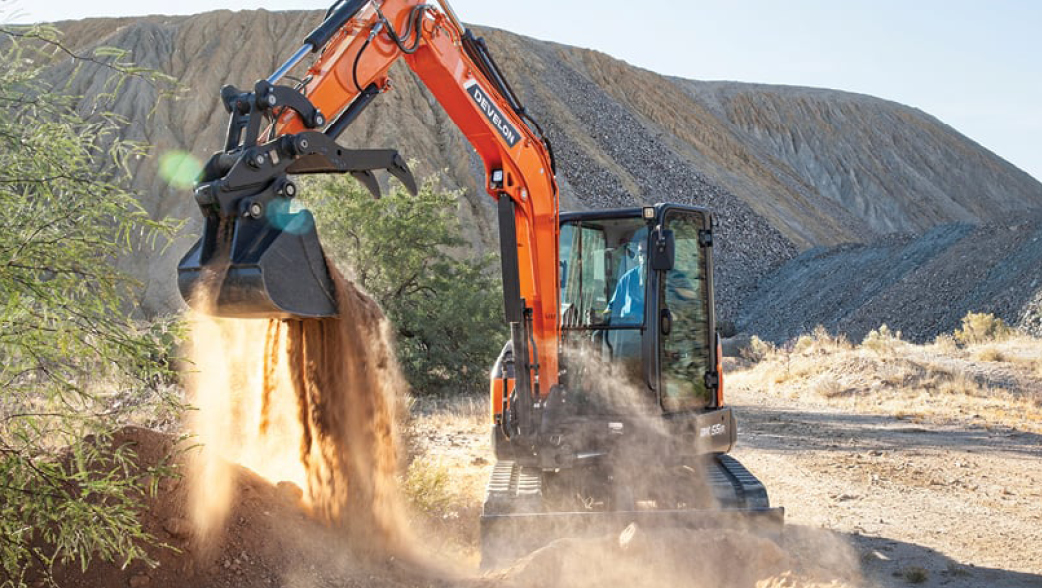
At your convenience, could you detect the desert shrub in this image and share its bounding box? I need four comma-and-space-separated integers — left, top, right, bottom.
901, 566, 929, 583
793, 325, 852, 355
972, 346, 1007, 362
936, 372, 988, 398
861, 324, 903, 355
811, 378, 844, 397
741, 335, 776, 363
954, 312, 1011, 346
792, 333, 815, 355
401, 458, 456, 513
0, 26, 179, 587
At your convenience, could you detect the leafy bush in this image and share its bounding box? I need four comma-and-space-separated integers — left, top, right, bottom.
304, 174, 503, 395
954, 312, 1011, 346
0, 26, 178, 586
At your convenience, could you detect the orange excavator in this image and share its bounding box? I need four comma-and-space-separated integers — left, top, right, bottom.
177, 0, 782, 566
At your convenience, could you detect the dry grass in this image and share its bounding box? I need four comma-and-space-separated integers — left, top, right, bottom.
403, 394, 492, 565
972, 345, 1007, 362
407, 394, 488, 429
901, 565, 930, 584
728, 315, 1042, 432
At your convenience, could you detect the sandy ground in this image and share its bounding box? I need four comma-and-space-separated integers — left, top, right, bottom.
47, 370, 1042, 587
408, 373, 1042, 588
728, 383, 1042, 588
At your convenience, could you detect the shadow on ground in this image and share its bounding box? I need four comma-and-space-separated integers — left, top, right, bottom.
840, 530, 1042, 588
733, 405, 1042, 458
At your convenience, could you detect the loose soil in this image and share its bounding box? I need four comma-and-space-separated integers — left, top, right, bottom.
49, 378, 1042, 588
47, 273, 1042, 588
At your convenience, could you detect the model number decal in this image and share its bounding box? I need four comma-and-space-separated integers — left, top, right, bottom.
700, 423, 726, 438
465, 80, 520, 148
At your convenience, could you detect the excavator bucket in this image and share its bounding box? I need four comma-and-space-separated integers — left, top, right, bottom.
177, 208, 337, 319
176, 134, 417, 319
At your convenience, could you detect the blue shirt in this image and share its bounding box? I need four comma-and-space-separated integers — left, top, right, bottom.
608, 266, 645, 325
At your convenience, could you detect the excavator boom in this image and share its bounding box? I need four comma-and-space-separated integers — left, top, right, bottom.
178, 0, 559, 399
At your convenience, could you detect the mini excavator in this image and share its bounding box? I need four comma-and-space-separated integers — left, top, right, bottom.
177, 0, 783, 566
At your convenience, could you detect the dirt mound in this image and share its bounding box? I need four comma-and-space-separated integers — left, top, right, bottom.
49, 426, 444, 588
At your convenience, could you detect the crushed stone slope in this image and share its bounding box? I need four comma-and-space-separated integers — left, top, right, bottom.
741, 212, 1042, 342
680, 82, 1042, 236
45, 10, 1042, 336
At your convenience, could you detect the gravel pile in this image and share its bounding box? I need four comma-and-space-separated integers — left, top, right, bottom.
515, 41, 797, 324
740, 212, 1042, 342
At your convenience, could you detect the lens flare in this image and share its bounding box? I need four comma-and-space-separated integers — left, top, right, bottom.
267, 198, 313, 235
159, 150, 203, 189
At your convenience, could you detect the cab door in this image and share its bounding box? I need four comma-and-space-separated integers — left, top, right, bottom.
656, 210, 713, 413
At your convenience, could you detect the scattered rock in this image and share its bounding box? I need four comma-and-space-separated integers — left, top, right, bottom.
162, 517, 192, 540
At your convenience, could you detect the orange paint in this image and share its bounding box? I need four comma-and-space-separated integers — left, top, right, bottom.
275, 1, 560, 423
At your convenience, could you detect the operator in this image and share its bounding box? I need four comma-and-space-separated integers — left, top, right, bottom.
607, 238, 646, 326
603, 237, 647, 384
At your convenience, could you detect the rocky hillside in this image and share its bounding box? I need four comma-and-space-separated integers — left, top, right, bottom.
741, 212, 1042, 342
43, 10, 1042, 334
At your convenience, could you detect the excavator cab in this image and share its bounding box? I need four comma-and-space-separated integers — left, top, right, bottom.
557, 204, 718, 415
492, 203, 728, 456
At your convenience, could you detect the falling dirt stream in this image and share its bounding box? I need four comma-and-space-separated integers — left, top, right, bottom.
185, 261, 411, 557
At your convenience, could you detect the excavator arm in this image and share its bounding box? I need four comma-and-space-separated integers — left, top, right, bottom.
177, 0, 559, 438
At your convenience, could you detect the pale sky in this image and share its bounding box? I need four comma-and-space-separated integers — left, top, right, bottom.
5, 0, 1041, 182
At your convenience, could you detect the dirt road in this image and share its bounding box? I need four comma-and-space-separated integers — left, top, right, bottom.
729, 384, 1042, 588
408, 384, 1042, 587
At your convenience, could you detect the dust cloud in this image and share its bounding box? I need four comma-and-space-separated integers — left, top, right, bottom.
502, 347, 867, 588
494, 525, 862, 588
180, 248, 863, 588
184, 260, 409, 557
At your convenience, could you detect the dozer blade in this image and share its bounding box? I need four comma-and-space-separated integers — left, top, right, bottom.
479, 454, 784, 569
177, 208, 337, 319
481, 506, 785, 569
